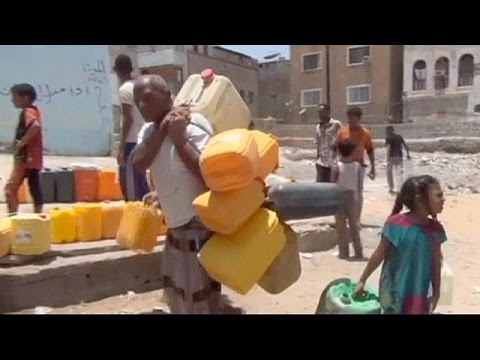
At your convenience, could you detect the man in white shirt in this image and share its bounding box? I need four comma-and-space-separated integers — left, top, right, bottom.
132, 75, 221, 314
113, 54, 149, 201
314, 104, 342, 182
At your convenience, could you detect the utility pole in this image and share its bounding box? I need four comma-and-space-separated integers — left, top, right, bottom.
326, 45, 331, 105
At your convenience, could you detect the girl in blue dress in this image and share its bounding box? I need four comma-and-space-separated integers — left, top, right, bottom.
356, 175, 446, 314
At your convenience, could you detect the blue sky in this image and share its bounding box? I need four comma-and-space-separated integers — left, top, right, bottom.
219, 45, 290, 61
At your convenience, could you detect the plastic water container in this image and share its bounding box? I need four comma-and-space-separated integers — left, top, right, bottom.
97, 169, 123, 201
56, 167, 75, 203
0, 218, 12, 258
72, 164, 99, 202
101, 202, 124, 239
438, 262, 454, 307
199, 208, 287, 295
251, 130, 280, 180
200, 129, 259, 192
258, 222, 301, 294
39, 169, 56, 203
193, 180, 265, 235
50, 208, 76, 244
116, 202, 163, 252
10, 213, 51, 256
18, 180, 30, 204
73, 204, 102, 242
174, 69, 251, 134
324, 279, 381, 314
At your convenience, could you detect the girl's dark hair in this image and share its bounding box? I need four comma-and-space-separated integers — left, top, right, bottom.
10, 83, 37, 103
391, 175, 439, 216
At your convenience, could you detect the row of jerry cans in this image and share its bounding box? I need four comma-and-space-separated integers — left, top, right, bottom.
50, 203, 123, 244
21, 166, 123, 205
52, 202, 168, 245
195, 129, 291, 295
0, 202, 169, 257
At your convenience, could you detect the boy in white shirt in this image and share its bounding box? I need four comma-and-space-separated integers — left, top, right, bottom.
331, 139, 363, 259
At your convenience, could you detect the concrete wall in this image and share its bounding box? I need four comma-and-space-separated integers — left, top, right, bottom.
253, 115, 480, 141
405, 93, 469, 118
0, 45, 113, 156
188, 51, 259, 116
258, 59, 290, 120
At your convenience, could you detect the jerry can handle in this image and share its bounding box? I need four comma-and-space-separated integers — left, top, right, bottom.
340, 293, 352, 305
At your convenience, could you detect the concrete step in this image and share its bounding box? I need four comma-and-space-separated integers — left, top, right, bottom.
0, 239, 166, 314
0, 219, 340, 314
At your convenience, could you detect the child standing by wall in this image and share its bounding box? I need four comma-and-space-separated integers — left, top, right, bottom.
331, 139, 363, 259
4, 84, 44, 214
355, 175, 446, 314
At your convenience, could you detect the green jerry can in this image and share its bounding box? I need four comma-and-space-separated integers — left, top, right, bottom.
316, 278, 381, 314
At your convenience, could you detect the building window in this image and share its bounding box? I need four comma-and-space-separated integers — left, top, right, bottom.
301, 88, 322, 108
302, 52, 322, 72
434, 57, 450, 90
239, 90, 245, 100
347, 46, 371, 66
412, 60, 427, 91
248, 91, 254, 104
193, 45, 199, 53
474, 104, 480, 113
458, 54, 474, 87
347, 85, 371, 105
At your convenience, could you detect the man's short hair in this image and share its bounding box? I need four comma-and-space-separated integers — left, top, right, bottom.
10, 83, 37, 103
346, 106, 363, 117
114, 54, 133, 74
318, 103, 331, 111
386, 125, 394, 132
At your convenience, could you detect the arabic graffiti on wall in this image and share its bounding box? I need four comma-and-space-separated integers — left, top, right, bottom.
0, 45, 113, 156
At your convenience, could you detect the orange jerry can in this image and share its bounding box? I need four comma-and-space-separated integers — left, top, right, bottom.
97, 169, 123, 201
72, 164, 99, 202
18, 180, 30, 204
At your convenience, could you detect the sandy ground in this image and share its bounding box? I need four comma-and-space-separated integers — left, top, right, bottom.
2, 153, 480, 314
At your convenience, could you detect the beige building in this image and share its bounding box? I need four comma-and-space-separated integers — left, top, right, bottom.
109, 45, 259, 116
258, 58, 290, 120
403, 45, 480, 120
290, 45, 404, 124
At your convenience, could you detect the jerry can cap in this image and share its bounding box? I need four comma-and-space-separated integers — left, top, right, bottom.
201, 69, 215, 83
